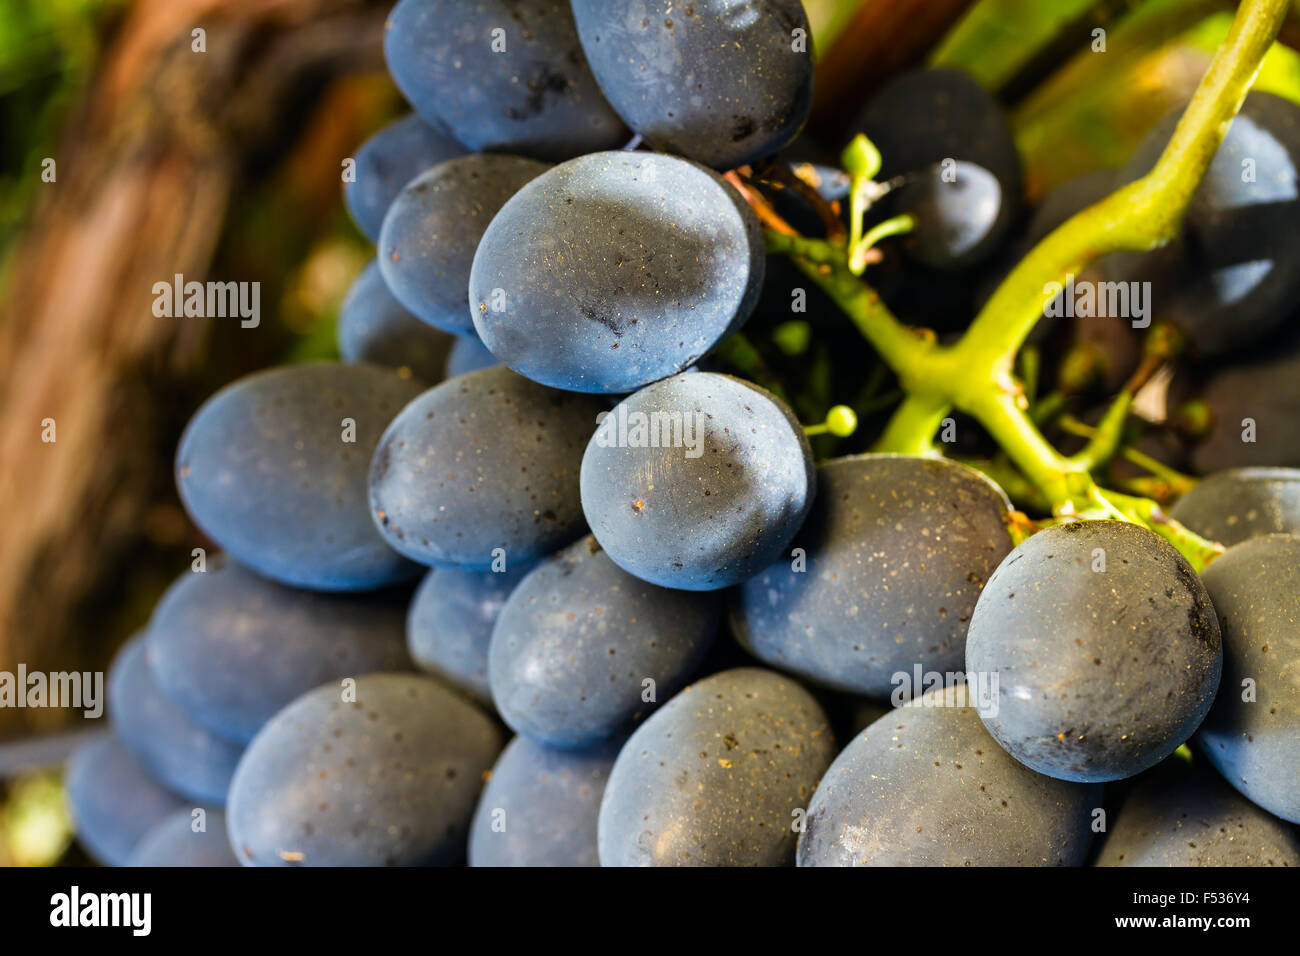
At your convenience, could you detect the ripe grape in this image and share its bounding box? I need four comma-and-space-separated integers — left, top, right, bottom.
226, 674, 503, 866
890, 160, 1010, 270
571, 0, 814, 170
965, 521, 1222, 782
446, 333, 499, 378
384, 0, 626, 161
597, 668, 835, 866
407, 561, 534, 704
343, 113, 466, 242
65, 735, 185, 867
1195, 534, 1300, 823
176, 363, 425, 591
488, 536, 720, 748
147, 560, 411, 744
108, 636, 245, 805
580, 372, 814, 590
368, 365, 606, 568
1096, 759, 1300, 866
337, 259, 452, 385
127, 808, 240, 868
732, 455, 1013, 698
469, 152, 764, 394
1186, 335, 1300, 472
855, 68, 1021, 223
798, 685, 1100, 866
1169, 467, 1300, 546
1109, 92, 1300, 356
378, 154, 550, 336
468, 735, 620, 867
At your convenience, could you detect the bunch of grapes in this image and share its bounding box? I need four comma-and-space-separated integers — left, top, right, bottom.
66, 0, 1298, 867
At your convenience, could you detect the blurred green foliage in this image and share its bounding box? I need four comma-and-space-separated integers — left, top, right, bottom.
932, 0, 1105, 89
0, 773, 73, 866
1008, 0, 1300, 197
1188, 9, 1300, 100
0, 0, 125, 255
804, 0, 865, 53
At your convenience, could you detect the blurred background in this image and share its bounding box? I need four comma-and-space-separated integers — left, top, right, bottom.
1, 0, 1299, 865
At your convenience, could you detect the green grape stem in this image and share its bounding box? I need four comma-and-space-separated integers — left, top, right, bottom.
1057, 415, 1200, 500
755, 0, 1288, 571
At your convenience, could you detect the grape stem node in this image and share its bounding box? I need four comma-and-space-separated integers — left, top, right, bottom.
745, 0, 1288, 570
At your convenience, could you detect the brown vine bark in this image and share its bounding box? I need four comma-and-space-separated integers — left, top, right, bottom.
0, 0, 392, 737
809, 0, 977, 139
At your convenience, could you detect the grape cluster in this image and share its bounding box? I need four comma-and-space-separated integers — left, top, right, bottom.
65, 1, 1300, 868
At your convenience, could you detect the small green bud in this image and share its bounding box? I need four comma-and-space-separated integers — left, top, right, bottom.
840, 133, 882, 181
826, 405, 858, 438
772, 320, 811, 356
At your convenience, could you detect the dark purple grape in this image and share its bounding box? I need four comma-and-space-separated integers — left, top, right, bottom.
855, 68, 1021, 232
127, 808, 240, 867
580, 372, 814, 590
368, 366, 606, 568
226, 674, 503, 866
343, 113, 466, 241
65, 734, 185, 867
108, 635, 244, 805
147, 560, 411, 744
732, 455, 1013, 699
445, 334, 499, 378
1108, 93, 1300, 356
799, 686, 1100, 866
1195, 534, 1300, 823
1096, 758, 1300, 866
1170, 468, 1300, 546
407, 561, 534, 704
337, 259, 453, 384
966, 521, 1221, 783
598, 668, 835, 866
571, 0, 813, 170
891, 160, 1013, 270
378, 154, 549, 336
488, 536, 719, 748
1186, 332, 1300, 472
468, 735, 620, 867
384, 0, 626, 161
176, 363, 425, 591
469, 152, 764, 394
